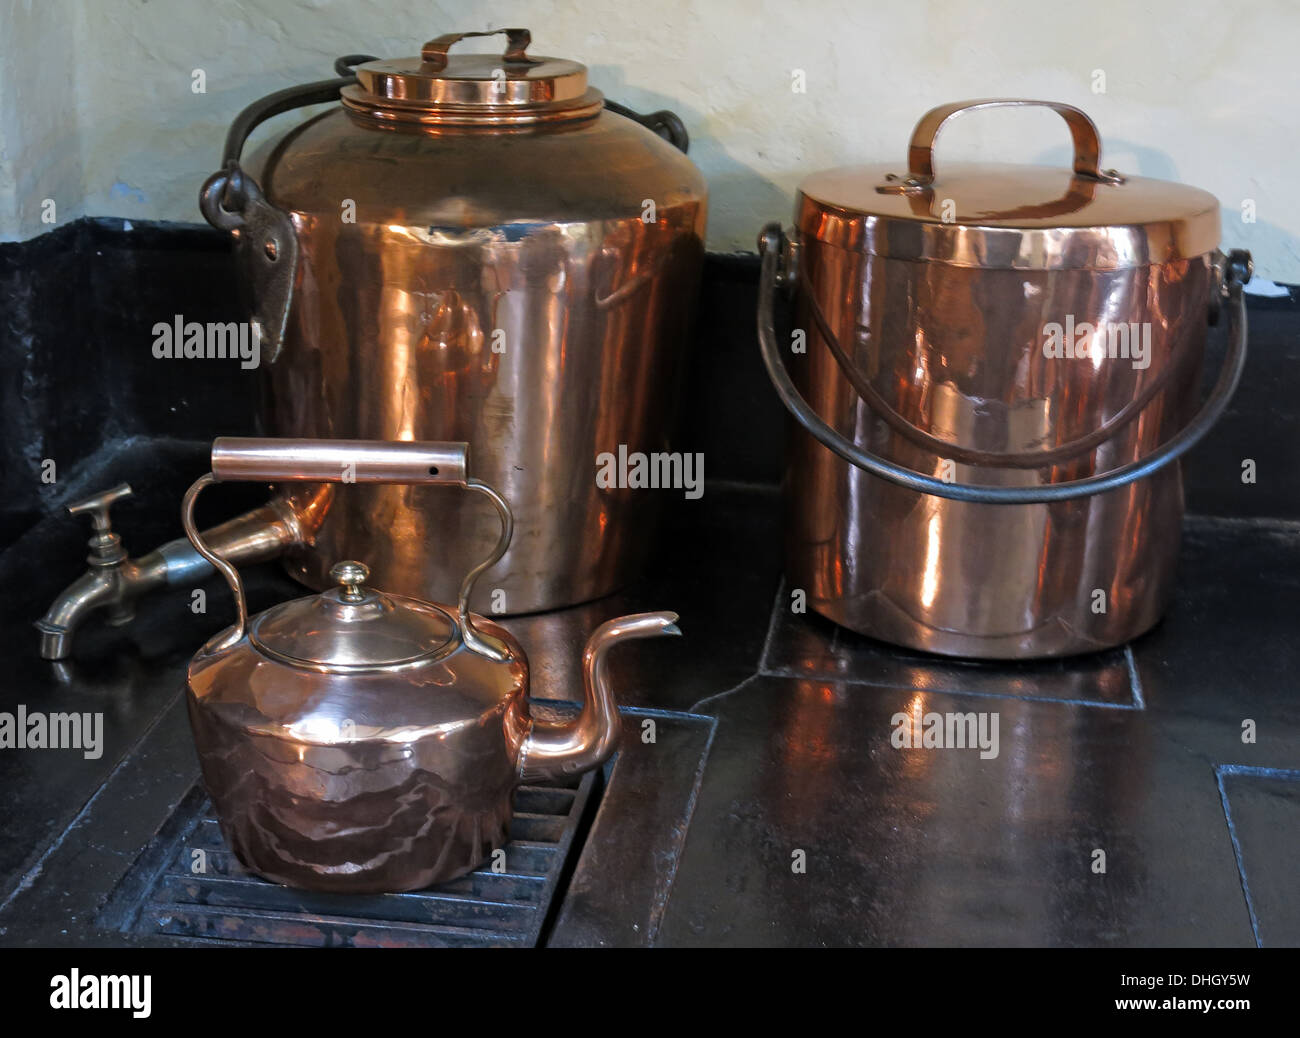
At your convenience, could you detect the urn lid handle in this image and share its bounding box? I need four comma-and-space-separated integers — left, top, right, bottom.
342, 28, 598, 125
420, 28, 540, 71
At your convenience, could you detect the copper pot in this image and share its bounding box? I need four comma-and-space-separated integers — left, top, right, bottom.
180, 437, 680, 894
758, 99, 1251, 659
35, 27, 707, 662
204, 28, 706, 615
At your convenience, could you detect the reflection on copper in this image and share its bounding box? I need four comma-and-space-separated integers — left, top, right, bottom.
786, 239, 1212, 658
247, 105, 706, 614
778, 101, 1224, 657
920, 512, 942, 610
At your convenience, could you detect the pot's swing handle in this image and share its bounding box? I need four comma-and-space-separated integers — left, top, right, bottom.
181, 438, 514, 660
800, 275, 1188, 470
757, 223, 1252, 505
878, 98, 1125, 194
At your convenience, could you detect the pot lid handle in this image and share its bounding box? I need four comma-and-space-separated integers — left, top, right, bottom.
879, 98, 1126, 194
420, 27, 541, 71
182, 439, 513, 662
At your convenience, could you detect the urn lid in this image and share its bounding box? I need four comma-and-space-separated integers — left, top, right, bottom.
249, 561, 459, 672
342, 28, 603, 127
796, 99, 1220, 270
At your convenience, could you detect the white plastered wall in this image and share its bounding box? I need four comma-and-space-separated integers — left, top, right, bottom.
2, 0, 1296, 280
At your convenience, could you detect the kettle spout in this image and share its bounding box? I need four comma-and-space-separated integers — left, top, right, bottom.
517, 611, 680, 783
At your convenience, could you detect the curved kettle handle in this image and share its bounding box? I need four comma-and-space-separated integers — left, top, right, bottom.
181, 438, 513, 660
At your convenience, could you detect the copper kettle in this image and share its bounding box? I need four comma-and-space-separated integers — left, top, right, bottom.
180, 437, 679, 893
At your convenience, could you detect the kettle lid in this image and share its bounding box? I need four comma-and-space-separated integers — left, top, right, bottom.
249, 561, 459, 672
343, 28, 603, 127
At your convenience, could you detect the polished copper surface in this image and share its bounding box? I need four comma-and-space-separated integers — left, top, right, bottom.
785, 249, 1209, 657
35, 29, 705, 661
181, 437, 681, 892
248, 102, 705, 613
774, 99, 1229, 658
345, 28, 601, 125
797, 166, 1220, 268
186, 611, 529, 893
234, 33, 707, 614
798, 99, 1219, 267
187, 605, 681, 893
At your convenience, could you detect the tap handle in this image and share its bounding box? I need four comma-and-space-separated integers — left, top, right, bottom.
67, 483, 133, 533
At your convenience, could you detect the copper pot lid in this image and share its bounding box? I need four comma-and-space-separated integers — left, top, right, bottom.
250, 561, 458, 672
796, 99, 1220, 270
342, 28, 603, 127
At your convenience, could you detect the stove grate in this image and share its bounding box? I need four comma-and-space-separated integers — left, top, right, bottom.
99, 772, 596, 948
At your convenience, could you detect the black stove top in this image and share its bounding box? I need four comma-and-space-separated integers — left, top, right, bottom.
1, 462, 1296, 947
0, 230, 1297, 947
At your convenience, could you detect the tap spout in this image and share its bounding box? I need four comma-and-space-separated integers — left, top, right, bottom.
36, 499, 302, 660
36, 567, 133, 660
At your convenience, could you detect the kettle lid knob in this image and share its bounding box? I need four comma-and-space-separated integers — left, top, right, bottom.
330, 561, 371, 602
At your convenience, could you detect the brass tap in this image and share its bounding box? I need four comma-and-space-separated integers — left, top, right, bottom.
36, 482, 304, 661
34, 484, 161, 660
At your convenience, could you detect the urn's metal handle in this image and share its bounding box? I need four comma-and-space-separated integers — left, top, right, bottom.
602, 99, 690, 153
878, 98, 1125, 194
757, 224, 1251, 505
182, 438, 514, 660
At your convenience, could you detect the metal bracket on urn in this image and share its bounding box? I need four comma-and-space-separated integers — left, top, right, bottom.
197, 61, 365, 360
